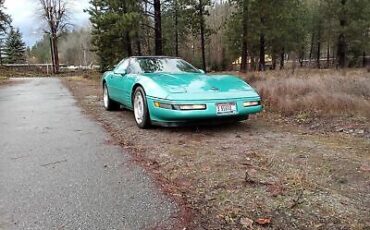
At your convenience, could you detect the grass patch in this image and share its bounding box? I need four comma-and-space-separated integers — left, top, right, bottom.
0, 76, 8, 85
80, 70, 101, 81
232, 69, 370, 119
0, 66, 45, 78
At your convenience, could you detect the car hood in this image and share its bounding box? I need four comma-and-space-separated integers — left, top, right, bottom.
142, 72, 260, 100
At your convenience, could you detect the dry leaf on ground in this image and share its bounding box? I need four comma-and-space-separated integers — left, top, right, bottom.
255, 217, 271, 225
360, 165, 370, 172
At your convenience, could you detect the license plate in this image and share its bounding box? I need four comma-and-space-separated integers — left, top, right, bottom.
216, 102, 237, 115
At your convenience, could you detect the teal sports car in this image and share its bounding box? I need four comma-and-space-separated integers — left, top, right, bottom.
102, 56, 262, 128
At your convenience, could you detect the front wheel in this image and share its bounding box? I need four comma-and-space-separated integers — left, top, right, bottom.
133, 87, 151, 129
103, 84, 120, 111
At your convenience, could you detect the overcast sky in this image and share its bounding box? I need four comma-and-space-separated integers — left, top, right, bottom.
4, 0, 90, 46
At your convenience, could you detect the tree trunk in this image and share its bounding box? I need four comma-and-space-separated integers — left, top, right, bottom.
221, 47, 226, 70
271, 51, 276, 70
327, 19, 332, 68
299, 45, 304, 67
147, 32, 151, 54
250, 53, 255, 71
126, 32, 132, 56
136, 31, 142, 56
291, 52, 297, 74
53, 37, 59, 73
121, 1, 132, 57
0, 43, 2, 66
174, 0, 179, 57
337, 35, 346, 68
49, 36, 55, 73
240, 0, 248, 73
309, 32, 315, 67
50, 34, 59, 74
332, 44, 335, 63
240, 42, 248, 72
199, 0, 206, 71
326, 43, 330, 68
317, 26, 321, 69
0, 37, 3, 66
154, 0, 163, 55
258, 33, 265, 71
363, 51, 367, 68
337, 0, 347, 68
280, 48, 285, 70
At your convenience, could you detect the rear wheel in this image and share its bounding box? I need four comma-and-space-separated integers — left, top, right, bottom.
103, 84, 120, 111
133, 87, 151, 129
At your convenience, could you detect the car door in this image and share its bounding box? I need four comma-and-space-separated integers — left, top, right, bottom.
109, 59, 130, 102
121, 61, 138, 109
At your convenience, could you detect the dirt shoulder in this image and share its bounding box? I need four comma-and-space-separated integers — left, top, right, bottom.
62, 76, 370, 229
0, 77, 25, 87
0, 77, 8, 85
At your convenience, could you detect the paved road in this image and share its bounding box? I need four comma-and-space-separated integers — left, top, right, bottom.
0, 78, 177, 229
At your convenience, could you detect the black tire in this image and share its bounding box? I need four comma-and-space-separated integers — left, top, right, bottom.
103, 83, 120, 111
133, 87, 151, 129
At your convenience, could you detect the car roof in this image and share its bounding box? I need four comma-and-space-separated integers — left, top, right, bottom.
130, 56, 180, 59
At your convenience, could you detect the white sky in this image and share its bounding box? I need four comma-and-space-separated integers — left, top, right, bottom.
4, 0, 90, 46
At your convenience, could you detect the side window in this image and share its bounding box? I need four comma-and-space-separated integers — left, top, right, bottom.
127, 59, 143, 74
126, 60, 133, 74
114, 59, 129, 74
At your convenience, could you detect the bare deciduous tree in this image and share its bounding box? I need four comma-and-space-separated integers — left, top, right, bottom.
39, 0, 69, 73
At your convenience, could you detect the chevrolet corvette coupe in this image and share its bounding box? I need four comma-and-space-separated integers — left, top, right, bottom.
102, 56, 262, 128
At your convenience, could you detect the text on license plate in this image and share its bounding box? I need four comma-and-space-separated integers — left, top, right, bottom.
216, 102, 237, 115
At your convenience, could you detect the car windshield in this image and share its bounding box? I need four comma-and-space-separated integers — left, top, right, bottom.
129, 58, 201, 74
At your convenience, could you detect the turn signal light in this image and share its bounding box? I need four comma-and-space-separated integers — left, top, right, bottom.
243, 101, 259, 107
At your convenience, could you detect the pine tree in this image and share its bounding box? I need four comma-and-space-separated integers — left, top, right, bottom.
0, 35, 5, 65
0, 0, 11, 33
226, 0, 307, 71
87, 0, 141, 71
162, 0, 191, 57
187, 0, 211, 71
4, 28, 26, 64
0, 0, 11, 65
85, 0, 369, 71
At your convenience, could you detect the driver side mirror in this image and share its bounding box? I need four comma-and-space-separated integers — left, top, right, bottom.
199, 69, 205, 74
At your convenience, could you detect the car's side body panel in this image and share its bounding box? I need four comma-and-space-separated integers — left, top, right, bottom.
109, 73, 126, 101
120, 73, 137, 108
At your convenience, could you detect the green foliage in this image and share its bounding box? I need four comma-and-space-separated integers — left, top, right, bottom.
343, 0, 370, 66
59, 29, 97, 66
226, 0, 308, 66
186, 0, 212, 36
225, 0, 370, 69
4, 28, 26, 64
28, 29, 97, 66
0, 0, 10, 33
86, 0, 142, 71
162, 0, 192, 56
85, 0, 370, 71
28, 34, 51, 63
0, 0, 11, 65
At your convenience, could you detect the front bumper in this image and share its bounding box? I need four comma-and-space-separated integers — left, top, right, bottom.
146, 96, 263, 124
